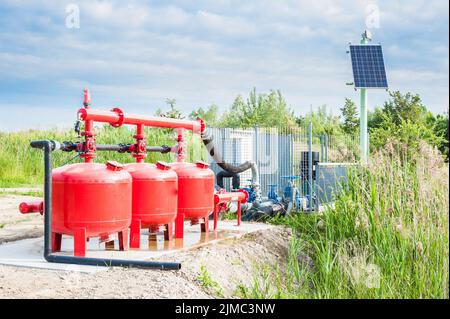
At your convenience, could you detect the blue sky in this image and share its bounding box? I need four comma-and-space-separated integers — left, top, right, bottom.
0, 0, 448, 131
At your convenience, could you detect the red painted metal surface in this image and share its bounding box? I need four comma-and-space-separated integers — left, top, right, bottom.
170, 161, 215, 238
83, 87, 91, 107
125, 161, 178, 248
213, 189, 248, 230
78, 108, 204, 133
19, 201, 44, 215
131, 124, 147, 163
214, 189, 248, 205
51, 161, 132, 256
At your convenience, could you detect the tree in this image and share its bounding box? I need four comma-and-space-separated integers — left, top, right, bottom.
189, 104, 219, 126
382, 91, 428, 125
221, 88, 295, 128
155, 98, 184, 119
369, 91, 443, 157
429, 110, 449, 161
368, 107, 385, 130
340, 98, 359, 135
296, 105, 343, 136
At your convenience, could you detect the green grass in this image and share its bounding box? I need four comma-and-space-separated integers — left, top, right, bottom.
240, 142, 449, 299
0, 190, 43, 197
197, 265, 225, 297
0, 125, 208, 187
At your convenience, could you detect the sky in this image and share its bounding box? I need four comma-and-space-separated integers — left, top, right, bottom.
0, 0, 448, 131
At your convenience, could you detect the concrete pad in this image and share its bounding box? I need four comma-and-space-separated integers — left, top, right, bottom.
0, 220, 272, 273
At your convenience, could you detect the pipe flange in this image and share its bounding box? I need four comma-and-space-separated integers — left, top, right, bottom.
110, 107, 124, 128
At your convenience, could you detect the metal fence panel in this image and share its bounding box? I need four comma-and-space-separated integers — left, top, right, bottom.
206, 126, 358, 204
316, 163, 356, 204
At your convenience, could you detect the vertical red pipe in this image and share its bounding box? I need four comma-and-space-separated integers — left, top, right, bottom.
176, 128, 185, 163
237, 201, 241, 226
81, 89, 96, 163
133, 124, 146, 163
213, 205, 218, 231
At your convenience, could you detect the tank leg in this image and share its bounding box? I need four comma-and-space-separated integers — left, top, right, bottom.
213, 205, 218, 231
164, 222, 173, 241
130, 220, 141, 249
52, 232, 62, 252
175, 213, 184, 239
74, 228, 87, 257
118, 228, 129, 251
201, 217, 209, 233
237, 201, 242, 227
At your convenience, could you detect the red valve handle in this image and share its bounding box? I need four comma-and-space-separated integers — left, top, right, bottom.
156, 161, 171, 170
195, 161, 209, 169
19, 201, 44, 215
106, 160, 125, 171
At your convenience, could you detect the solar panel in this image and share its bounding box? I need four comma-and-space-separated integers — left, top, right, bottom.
349, 44, 388, 89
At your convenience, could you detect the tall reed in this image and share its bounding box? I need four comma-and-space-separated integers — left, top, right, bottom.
240, 141, 449, 299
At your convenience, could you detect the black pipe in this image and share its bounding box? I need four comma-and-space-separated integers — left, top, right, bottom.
96, 144, 172, 154
59, 142, 171, 154
216, 170, 240, 189
96, 144, 130, 152
147, 145, 171, 154
201, 130, 255, 174
31, 140, 181, 270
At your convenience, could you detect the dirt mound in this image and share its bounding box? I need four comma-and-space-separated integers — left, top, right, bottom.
0, 226, 291, 299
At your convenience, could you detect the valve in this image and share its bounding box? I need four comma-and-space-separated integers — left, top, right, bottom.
19, 201, 44, 215
83, 88, 91, 108
74, 120, 82, 138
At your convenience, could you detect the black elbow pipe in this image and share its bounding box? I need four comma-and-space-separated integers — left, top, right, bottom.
201, 130, 254, 174
31, 140, 181, 271
216, 170, 240, 189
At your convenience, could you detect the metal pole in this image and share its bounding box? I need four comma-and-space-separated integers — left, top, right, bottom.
308, 123, 313, 212
360, 88, 368, 164
325, 134, 329, 162
320, 135, 324, 162
360, 34, 369, 164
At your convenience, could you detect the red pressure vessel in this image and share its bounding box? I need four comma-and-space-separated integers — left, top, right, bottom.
170, 161, 215, 238
52, 161, 132, 257
125, 161, 178, 248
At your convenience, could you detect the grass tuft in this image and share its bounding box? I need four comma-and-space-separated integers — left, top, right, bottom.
197, 265, 225, 297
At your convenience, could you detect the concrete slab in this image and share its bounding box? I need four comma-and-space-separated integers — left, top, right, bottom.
0, 220, 272, 273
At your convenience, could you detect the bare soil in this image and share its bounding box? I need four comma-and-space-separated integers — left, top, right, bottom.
0, 194, 292, 299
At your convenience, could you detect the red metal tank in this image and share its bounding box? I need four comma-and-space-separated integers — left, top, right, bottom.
125, 161, 178, 248
52, 161, 132, 257
170, 161, 215, 238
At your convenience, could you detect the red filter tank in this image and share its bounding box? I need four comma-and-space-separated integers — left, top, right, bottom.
52, 161, 132, 257
170, 161, 215, 238
125, 161, 178, 248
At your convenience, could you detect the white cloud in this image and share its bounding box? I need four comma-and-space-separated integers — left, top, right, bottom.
196, 10, 257, 36
0, 0, 448, 132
